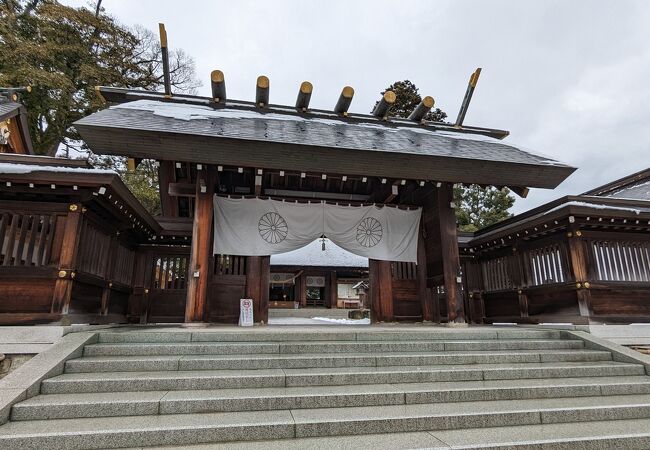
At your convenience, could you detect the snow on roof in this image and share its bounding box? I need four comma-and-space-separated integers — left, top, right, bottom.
604, 180, 650, 201
270, 238, 369, 268
0, 161, 115, 175
549, 200, 646, 215
111, 100, 567, 168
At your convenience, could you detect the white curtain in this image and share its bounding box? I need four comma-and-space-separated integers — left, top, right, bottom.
213, 196, 421, 262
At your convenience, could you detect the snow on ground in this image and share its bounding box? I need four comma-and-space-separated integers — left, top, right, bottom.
311, 317, 371, 325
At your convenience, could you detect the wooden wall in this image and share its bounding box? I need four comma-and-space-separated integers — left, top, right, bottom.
466, 227, 650, 324
0, 200, 142, 325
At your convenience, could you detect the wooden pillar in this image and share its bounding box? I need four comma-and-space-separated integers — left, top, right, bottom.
369, 259, 393, 322
246, 255, 270, 323
130, 249, 150, 324
158, 161, 178, 217
433, 183, 465, 323
246, 256, 262, 322
100, 234, 119, 316
567, 229, 593, 318
329, 270, 338, 309
417, 229, 432, 321
185, 169, 214, 323
51, 204, 82, 315
298, 272, 307, 307
510, 247, 529, 319
260, 256, 270, 323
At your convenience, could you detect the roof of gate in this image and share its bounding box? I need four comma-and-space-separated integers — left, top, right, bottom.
74, 88, 575, 190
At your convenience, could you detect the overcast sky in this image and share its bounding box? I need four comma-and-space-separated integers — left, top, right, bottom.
64, 0, 650, 214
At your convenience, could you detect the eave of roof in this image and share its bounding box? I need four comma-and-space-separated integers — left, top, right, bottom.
583, 167, 650, 197
0, 155, 161, 234
469, 195, 650, 245
75, 89, 576, 190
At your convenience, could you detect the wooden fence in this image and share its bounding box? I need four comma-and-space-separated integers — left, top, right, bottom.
0, 201, 142, 324
466, 230, 650, 324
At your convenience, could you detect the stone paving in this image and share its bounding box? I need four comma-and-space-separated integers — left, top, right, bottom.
0, 326, 649, 449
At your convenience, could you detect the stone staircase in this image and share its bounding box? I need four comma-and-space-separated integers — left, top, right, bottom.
1, 327, 650, 449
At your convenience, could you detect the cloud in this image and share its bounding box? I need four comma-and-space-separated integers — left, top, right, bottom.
61, 0, 650, 215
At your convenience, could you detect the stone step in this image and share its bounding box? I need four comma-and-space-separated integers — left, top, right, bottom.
83, 339, 583, 357
39, 361, 644, 394
13, 376, 650, 420
136, 418, 650, 449
3, 395, 650, 449
96, 328, 563, 344
64, 349, 611, 373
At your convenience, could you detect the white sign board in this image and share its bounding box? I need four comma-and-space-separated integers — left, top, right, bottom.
239, 299, 254, 327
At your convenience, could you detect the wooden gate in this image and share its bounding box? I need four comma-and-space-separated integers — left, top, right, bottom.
147, 249, 189, 323
392, 261, 422, 321
207, 254, 247, 323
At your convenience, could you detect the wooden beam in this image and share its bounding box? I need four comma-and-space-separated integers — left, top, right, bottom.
246, 255, 271, 323
295, 81, 313, 111
246, 256, 262, 321
158, 23, 172, 97
566, 228, 594, 319
51, 204, 82, 314
100, 234, 119, 315
408, 96, 434, 122
329, 270, 337, 308
168, 182, 195, 197
455, 68, 481, 127
254, 169, 262, 196
372, 90, 396, 119
298, 271, 307, 307
509, 186, 529, 198
333, 86, 354, 115
184, 169, 214, 322
430, 183, 465, 323
384, 183, 399, 203
260, 256, 270, 323
159, 161, 178, 216
256, 76, 270, 107
130, 249, 149, 324
369, 259, 393, 322
417, 229, 432, 321
210, 70, 226, 103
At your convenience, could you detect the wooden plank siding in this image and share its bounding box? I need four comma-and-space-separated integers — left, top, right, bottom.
467, 221, 650, 324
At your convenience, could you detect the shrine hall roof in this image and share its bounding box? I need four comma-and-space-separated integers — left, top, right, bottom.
74, 88, 576, 190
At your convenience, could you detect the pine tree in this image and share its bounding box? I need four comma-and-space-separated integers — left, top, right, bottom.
453, 184, 514, 232
0, 0, 201, 155
374, 80, 514, 230
0, 0, 200, 215
373, 80, 447, 122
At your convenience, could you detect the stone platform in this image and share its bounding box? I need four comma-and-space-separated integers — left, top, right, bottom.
0, 325, 650, 449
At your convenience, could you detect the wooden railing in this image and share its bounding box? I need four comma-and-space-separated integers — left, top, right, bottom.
392, 261, 417, 280
214, 254, 246, 276
113, 244, 136, 286
153, 254, 189, 290
590, 239, 650, 282
481, 255, 513, 292
480, 242, 569, 294
77, 220, 112, 277
521, 243, 567, 287
470, 229, 650, 324
0, 212, 60, 267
